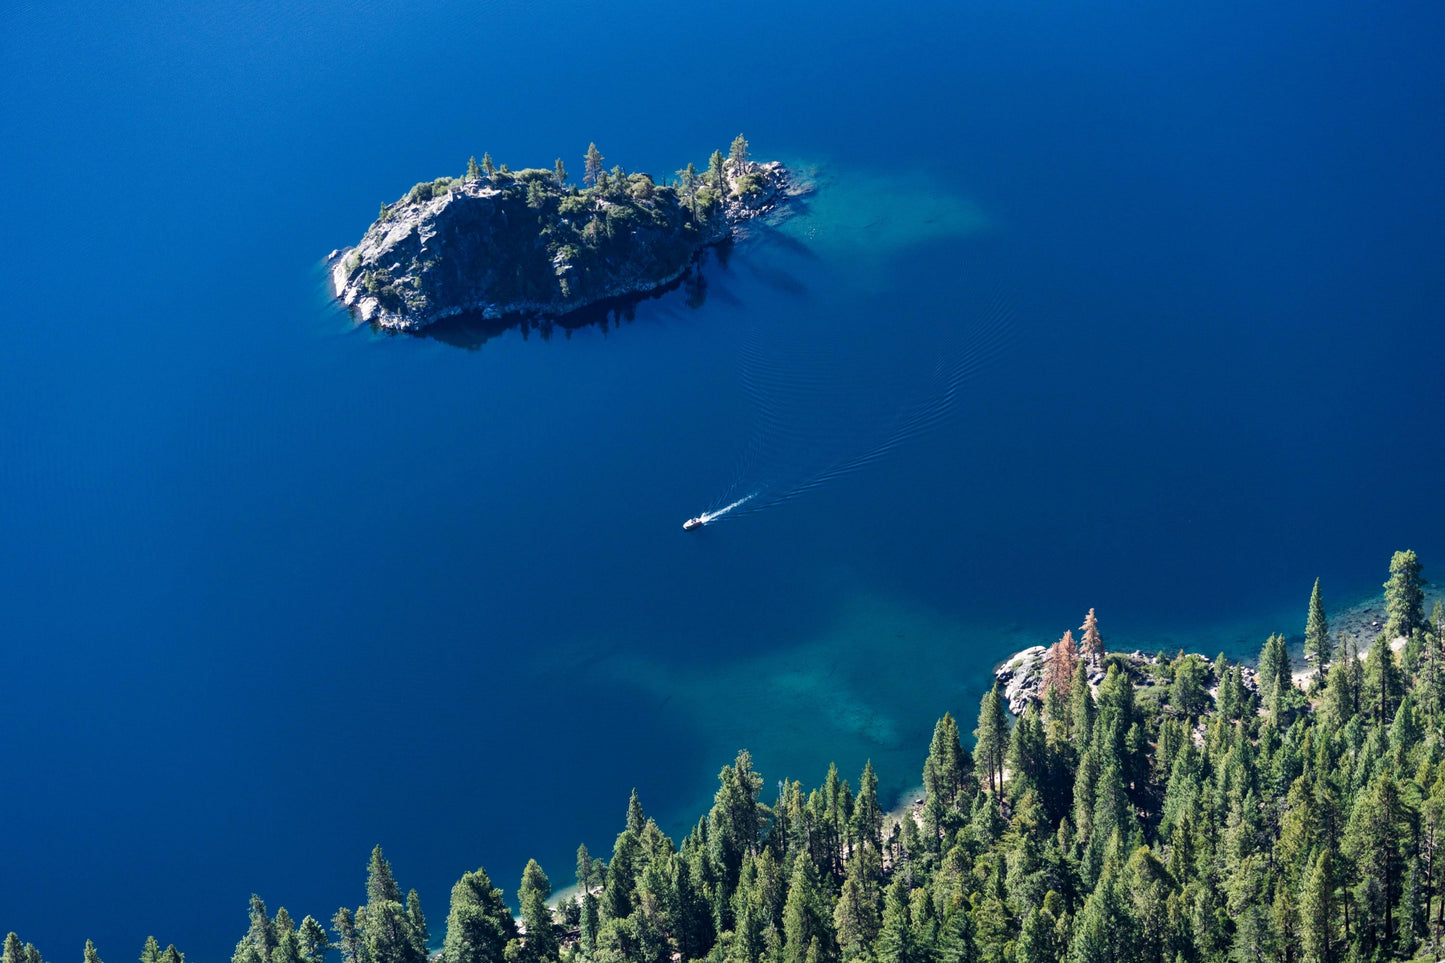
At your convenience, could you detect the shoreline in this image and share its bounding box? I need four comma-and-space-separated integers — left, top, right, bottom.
546, 584, 1441, 915
330, 158, 802, 332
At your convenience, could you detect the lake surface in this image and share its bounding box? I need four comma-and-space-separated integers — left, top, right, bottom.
3, 0, 1444, 956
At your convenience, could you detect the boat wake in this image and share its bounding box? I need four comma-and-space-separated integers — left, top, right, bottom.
683, 494, 755, 530
691, 286, 1014, 527
700, 494, 754, 523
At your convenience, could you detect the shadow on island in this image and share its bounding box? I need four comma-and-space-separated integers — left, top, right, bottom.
384, 244, 734, 352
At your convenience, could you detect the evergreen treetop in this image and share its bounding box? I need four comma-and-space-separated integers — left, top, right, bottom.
1078, 608, 1104, 663
1305, 577, 1331, 680
1383, 549, 1426, 641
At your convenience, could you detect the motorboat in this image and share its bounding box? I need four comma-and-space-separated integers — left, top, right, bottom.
683, 516, 704, 531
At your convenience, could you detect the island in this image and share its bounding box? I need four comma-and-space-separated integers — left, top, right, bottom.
326, 136, 795, 332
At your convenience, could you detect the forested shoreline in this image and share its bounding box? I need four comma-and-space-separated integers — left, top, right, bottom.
9, 550, 1441, 963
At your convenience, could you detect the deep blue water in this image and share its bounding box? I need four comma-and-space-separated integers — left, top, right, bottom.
4, 0, 1444, 956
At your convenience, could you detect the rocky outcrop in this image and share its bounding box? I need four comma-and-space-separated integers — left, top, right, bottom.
994, 646, 1048, 715
993, 647, 1168, 715
327, 158, 797, 332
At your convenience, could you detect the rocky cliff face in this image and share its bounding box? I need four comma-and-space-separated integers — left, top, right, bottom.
327, 159, 794, 332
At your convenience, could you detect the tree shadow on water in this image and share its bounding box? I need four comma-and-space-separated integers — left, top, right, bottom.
402, 272, 691, 351
360, 235, 816, 351
395, 248, 744, 350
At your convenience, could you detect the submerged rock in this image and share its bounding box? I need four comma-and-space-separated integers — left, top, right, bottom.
328, 156, 796, 332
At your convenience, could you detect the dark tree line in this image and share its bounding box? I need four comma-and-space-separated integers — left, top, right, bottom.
8, 551, 1437, 963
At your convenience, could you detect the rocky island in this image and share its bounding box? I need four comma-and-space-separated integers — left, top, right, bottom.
326, 136, 795, 332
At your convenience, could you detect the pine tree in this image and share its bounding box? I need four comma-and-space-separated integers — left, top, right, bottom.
729, 134, 750, 169
404, 891, 427, 963
583, 144, 603, 189
481, 153, 495, 178
1070, 660, 1096, 745
1363, 637, 1404, 727
1067, 866, 1134, 963
553, 158, 567, 188
331, 909, 362, 963
518, 860, 556, 963
602, 829, 639, 922
139, 939, 161, 963
272, 934, 299, 963
1043, 631, 1079, 699
366, 847, 402, 906
1383, 549, 1426, 642
466, 156, 482, 180
673, 855, 715, 961
1320, 638, 1362, 727
4, 936, 24, 963
1305, 578, 1332, 681
924, 712, 969, 822
781, 857, 833, 963
83, 942, 103, 963
580, 891, 599, 956
1122, 846, 1175, 963
974, 684, 1009, 796
1078, 608, 1104, 664
1397, 855, 1426, 955
708, 150, 726, 193
361, 847, 415, 963
1420, 772, 1445, 961
1300, 849, 1336, 963
832, 874, 876, 960
440, 868, 515, 963
936, 904, 979, 963
1258, 632, 1292, 711
297, 918, 329, 963
1344, 772, 1408, 949
246, 895, 278, 963
1422, 599, 1445, 727
877, 877, 918, 963
676, 162, 700, 220
708, 750, 765, 889
1094, 664, 1139, 788
575, 843, 594, 893
626, 788, 647, 835
819, 762, 847, 878
852, 760, 884, 853
1168, 653, 1208, 718
1007, 706, 1048, 802
1072, 747, 1100, 847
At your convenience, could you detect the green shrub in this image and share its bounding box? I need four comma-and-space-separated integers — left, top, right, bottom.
732, 173, 765, 196
405, 176, 459, 205
628, 173, 655, 202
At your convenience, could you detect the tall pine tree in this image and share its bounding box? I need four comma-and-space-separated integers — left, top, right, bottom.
518, 861, 556, 963
974, 685, 1009, 797
440, 868, 515, 963
1383, 549, 1426, 642
1305, 577, 1332, 681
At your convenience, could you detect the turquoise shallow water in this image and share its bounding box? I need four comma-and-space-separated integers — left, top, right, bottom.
3, 0, 1444, 956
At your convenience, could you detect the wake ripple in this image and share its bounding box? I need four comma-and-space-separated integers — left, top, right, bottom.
699, 289, 1014, 522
